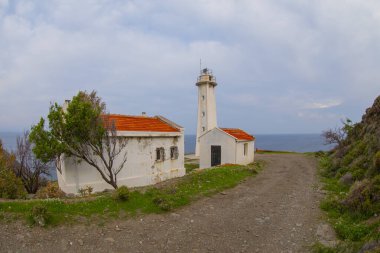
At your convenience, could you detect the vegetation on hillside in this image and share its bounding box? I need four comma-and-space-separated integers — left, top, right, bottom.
0, 132, 51, 198
316, 95, 380, 253
0, 141, 27, 199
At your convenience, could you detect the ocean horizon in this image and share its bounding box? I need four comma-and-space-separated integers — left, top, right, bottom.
185, 133, 334, 154
0, 131, 333, 181
1, 132, 334, 154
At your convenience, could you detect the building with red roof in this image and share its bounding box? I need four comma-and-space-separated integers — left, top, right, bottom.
58, 110, 185, 194
198, 127, 255, 169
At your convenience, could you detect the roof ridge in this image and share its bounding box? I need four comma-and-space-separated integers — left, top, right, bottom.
105, 114, 154, 119
219, 128, 255, 141
156, 115, 183, 130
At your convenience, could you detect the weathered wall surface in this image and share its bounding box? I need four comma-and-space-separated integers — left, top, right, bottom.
58, 133, 185, 194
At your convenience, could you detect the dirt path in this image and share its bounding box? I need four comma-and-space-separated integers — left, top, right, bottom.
1, 154, 326, 253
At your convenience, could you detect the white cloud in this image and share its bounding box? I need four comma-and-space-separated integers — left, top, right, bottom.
304, 99, 342, 109
0, 0, 379, 133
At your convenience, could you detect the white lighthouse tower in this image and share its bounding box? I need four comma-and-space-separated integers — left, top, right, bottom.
195, 68, 218, 157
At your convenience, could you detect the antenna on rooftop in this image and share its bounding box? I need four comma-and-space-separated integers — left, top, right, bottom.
200, 58, 202, 74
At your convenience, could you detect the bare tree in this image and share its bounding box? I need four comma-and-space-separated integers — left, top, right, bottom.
322, 127, 346, 146
322, 118, 354, 146
15, 131, 50, 194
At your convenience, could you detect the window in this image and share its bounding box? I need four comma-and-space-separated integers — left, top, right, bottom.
244, 143, 248, 156
202, 127, 205, 132
202, 111, 205, 117
156, 147, 165, 161
170, 146, 179, 159
202, 95, 205, 101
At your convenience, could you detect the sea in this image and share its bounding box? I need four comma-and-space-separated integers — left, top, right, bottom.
185, 134, 335, 154
0, 132, 333, 154
0, 132, 333, 180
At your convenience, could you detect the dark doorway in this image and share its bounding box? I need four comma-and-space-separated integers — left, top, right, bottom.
211, 145, 221, 167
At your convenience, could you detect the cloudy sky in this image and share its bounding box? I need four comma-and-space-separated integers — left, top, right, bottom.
0, 0, 379, 134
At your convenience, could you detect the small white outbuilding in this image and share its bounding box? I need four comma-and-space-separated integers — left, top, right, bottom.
57, 114, 185, 194
199, 127, 255, 169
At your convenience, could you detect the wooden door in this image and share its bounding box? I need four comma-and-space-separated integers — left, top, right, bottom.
211, 145, 221, 167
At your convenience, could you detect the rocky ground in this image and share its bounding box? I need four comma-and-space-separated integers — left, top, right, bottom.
0, 153, 335, 253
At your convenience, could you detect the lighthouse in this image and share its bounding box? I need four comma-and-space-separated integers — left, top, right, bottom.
195, 68, 218, 157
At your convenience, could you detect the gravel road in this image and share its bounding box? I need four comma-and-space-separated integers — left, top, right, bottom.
0, 153, 330, 253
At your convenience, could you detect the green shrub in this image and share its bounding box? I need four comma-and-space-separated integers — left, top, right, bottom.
351, 167, 366, 181
319, 156, 337, 177
334, 217, 371, 241
373, 151, 380, 171
0, 169, 27, 199
29, 204, 50, 227
185, 163, 199, 173
312, 241, 362, 253
371, 175, 380, 204
311, 242, 338, 253
335, 166, 350, 179
113, 186, 130, 201
343, 180, 371, 213
313, 151, 323, 157
342, 177, 380, 216
36, 182, 65, 199
78, 185, 93, 197
341, 141, 366, 167
152, 195, 173, 211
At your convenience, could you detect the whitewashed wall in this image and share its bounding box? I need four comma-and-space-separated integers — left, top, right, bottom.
199, 128, 255, 169
199, 128, 236, 169
58, 132, 185, 194
235, 141, 255, 165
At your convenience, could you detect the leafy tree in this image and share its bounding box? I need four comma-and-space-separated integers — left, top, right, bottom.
30, 91, 127, 189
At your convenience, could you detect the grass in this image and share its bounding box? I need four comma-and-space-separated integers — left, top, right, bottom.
312, 242, 363, 253
313, 156, 380, 253
0, 162, 263, 226
255, 149, 298, 154
185, 163, 199, 173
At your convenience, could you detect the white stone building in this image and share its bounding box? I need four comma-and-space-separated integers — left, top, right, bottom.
57, 114, 185, 194
195, 68, 255, 168
199, 128, 255, 169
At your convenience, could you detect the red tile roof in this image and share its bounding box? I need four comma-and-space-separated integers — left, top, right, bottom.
102, 114, 180, 132
221, 128, 255, 141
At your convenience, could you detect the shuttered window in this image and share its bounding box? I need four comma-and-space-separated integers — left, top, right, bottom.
156, 147, 165, 161
170, 146, 179, 159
